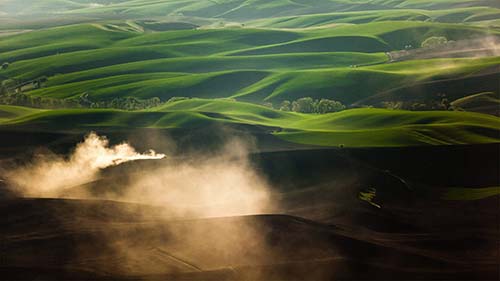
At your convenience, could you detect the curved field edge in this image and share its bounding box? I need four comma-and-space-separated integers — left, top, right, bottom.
1, 100, 498, 148
442, 187, 500, 200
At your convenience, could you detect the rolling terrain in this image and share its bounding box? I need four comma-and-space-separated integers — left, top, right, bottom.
0, 0, 499, 280
1, 143, 498, 280
1, 20, 499, 107
1, 99, 499, 147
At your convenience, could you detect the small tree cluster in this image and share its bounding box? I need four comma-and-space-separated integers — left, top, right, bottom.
166, 96, 190, 103
89, 96, 162, 110
0, 92, 77, 108
262, 102, 273, 108
0, 92, 164, 110
421, 36, 448, 48
380, 99, 451, 111
1, 76, 48, 93
279, 97, 345, 113
32, 76, 48, 90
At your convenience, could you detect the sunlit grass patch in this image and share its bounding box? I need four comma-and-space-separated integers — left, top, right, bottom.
442, 187, 500, 200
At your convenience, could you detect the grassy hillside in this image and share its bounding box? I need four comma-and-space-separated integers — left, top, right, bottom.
3, 0, 499, 21
0, 105, 42, 122
248, 7, 500, 28
0, 1, 498, 149
10, 56, 497, 104
1, 3, 499, 281
1, 100, 498, 147
450, 92, 500, 115
1, 21, 498, 107
443, 186, 500, 200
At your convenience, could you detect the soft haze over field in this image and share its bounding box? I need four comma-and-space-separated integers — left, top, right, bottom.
0, 1, 499, 280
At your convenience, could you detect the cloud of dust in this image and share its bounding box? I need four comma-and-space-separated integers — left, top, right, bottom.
115, 137, 274, 217
402, 36, 500, 77
2, 131, 281, 277
3, 131, 275, 217
4, 132, 165, 197
478, 36, 500, 57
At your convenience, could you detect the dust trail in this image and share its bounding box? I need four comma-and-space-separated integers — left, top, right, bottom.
1, 131, 277, 275
3, 131, 274, 217
0, 131, 287, 277
4, 132, 165, 197
116, 137, 274, 217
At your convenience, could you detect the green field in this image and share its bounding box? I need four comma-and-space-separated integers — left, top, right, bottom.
1, 21, 499, 106
0, 0, 499, 149
0, 105, 43, 122
248, 7, 500, 28
1, 99, 498, 147
2, 0, 499, 23
1, 3, 500, 281
443, 186, 500, 200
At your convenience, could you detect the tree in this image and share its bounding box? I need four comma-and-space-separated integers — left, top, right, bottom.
381, 101, 403, 110
1, 62, 9, 70
167, 96, 189, 103
292, 97, 315, 113
262, 102, 273, 108
411, 102, 427, 110
148, 97, 161, 108
317, 99, 345, 113
75, 92, 92, 107
1, 79, 16, 89
279, 100, 291, 111
262, 102, 274, 108
38, 76, 48, 84
421, 36, 448, 48
440, 98, 450, 110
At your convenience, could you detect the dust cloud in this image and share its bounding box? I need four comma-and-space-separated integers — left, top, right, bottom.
3, 131, 275, 217
4, 132, 165, 197
2, 131, 279, 276
478, 36, 500, 57
118, 137, 274, 217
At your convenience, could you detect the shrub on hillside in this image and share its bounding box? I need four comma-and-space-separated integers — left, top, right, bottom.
380, 99, 450, 111
167, 96, 190, 103
284, 97, 345, 114
421, 36, 448, 48
292, 97, 315, 113
0, 92, 163, 110
1, 79, 17, 90
262, 102, 273, 108
317, 99, 345, 113
279, 100, 291, 111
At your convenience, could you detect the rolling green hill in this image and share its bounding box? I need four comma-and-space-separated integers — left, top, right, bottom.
0, 105, 43, 122
14, 55, 496, 105
0, 0, 498, 150
1, 99, 498, 147
1, 21, 498, 107
247, 7, 500, 28
1, 3, 500, 281
450, 92, 500, 115
2, 0, 499, 35
3, 0, 499, 22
